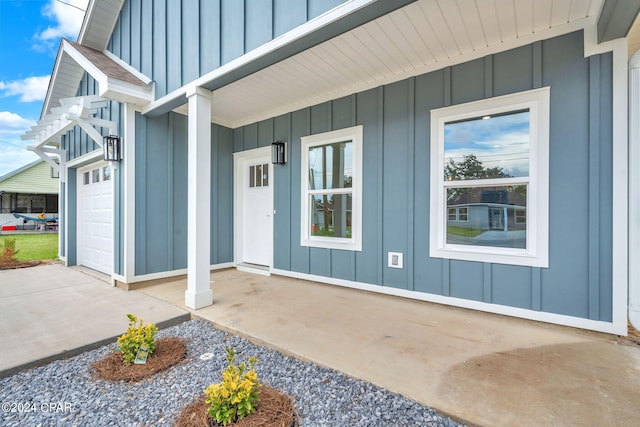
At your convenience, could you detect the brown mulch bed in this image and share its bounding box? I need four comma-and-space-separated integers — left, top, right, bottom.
174, 385, 297, 427
92, 337, 187, 382
0, 259, 42, 269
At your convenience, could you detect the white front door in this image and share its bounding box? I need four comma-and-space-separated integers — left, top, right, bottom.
234, 147, 273, 268
77, 162, 113, 274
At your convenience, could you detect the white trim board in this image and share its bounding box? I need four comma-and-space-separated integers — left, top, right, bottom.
271, 269, 626, 335
583, 31, 630, 338
608, 38, 629, 339
111, 262, 234, 284
122, 103, 137, 282
237, 263, 271, 277
65, 149, 103, 169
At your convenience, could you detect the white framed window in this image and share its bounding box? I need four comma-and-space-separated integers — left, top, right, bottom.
458, 207, 468, 222
430, 87, 549, 267
301, 125, 363, 251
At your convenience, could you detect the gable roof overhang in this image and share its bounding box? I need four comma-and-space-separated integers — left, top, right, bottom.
42, 38, 153, 119
26, 28, 154, 174
26, 37, 153, 146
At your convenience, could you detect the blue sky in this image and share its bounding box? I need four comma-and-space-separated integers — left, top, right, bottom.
0, 0, 88, 177
444, 111, 530, 178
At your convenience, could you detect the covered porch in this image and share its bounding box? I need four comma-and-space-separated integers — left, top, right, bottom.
23, 0, 640, 330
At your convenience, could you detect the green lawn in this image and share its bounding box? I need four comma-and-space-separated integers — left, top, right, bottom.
446, 226, 485, 238
1, 234, 58, 261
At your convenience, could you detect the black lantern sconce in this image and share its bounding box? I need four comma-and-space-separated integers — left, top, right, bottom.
103, 135, 122, 162
271, 141, 286, 165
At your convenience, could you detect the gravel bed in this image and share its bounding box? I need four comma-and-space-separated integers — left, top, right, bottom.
0, 319, 464, 426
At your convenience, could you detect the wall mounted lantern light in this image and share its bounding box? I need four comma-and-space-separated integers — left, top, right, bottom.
103, 135, 122, 162
271, 141, 286, 165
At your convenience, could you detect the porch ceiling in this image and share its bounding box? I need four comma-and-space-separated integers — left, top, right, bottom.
205, 0, 605, 128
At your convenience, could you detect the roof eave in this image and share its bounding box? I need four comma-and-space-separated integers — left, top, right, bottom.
598, 0, 640, 42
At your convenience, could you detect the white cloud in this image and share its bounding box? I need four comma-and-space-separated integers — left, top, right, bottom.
0, 76, 50, 102
33, 0, 89, 50
0, 111, 39, 176
0, 146, 40, 178
0, 111, 36, 138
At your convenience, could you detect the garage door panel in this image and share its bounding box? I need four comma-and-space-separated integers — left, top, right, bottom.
78, 162, 113, 274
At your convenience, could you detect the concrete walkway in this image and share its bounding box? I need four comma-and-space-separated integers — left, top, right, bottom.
138, 269, 640, 427
0, 263, 189, 377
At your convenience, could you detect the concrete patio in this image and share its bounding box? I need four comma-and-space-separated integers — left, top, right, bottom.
138, 268, 640, 427
2, 263, 639, 426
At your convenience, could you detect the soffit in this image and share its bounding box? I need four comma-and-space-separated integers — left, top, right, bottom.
44, 49, 86, 119
207, 0, 605, 128
78, 0, 124, 51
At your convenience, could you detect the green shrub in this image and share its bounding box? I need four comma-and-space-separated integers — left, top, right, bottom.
204, 348, 260, 426
0, 237, 19, 263
116, 314, 158, 365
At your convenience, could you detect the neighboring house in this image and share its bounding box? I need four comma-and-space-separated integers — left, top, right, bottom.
21, 0, 640, 335
0, 160, 59, 229
447, 189, 527, 234
447, 203, 527, 232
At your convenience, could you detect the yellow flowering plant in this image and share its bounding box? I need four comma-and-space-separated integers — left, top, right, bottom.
116, 314, 158, 365
204, 348, 260, 425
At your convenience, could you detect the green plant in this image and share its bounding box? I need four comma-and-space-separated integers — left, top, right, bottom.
116, 314, 158, 365
204, 348, 260, 426
0, 237, 19, 263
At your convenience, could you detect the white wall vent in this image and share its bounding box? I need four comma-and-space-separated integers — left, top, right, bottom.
388, 252, 403, 269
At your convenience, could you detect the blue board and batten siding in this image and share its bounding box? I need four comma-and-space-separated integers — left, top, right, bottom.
232, 31, 613, 322
134, 112, 234, 275
60, 73, 126, 275
108, 0, 345, 97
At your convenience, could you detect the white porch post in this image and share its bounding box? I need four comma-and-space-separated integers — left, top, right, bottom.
185, 86, 213, 309
123, 103, 136, 282
629, 51, 640, 330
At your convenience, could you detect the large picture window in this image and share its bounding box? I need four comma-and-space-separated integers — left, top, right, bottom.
301, 126, 362, 251
430, 88, 549, 267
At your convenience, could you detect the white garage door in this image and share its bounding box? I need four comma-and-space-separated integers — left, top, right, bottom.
77, 162, 113, 274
